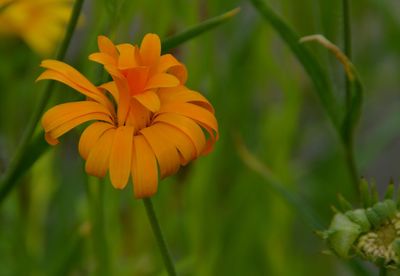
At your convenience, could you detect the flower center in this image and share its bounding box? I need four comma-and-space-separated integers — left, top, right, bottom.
357, 213, 400, 264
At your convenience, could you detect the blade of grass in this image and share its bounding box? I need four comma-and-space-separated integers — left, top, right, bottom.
162, 7, 240, 53
249, 0, 341, 130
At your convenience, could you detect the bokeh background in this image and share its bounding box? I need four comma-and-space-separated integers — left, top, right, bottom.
1, 0, 400, 275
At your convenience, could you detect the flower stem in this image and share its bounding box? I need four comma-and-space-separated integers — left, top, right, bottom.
342, 0, 360, 196
143, 198, 177, 276
0, 0, 84, 203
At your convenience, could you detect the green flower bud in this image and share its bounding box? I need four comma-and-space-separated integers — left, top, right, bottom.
366, 208, 383, 228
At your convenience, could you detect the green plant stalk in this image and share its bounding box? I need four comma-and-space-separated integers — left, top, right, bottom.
143, 198, 177, 276
342, 0, 360, 195
0, 0, 84, 201
162, 7, 240, 53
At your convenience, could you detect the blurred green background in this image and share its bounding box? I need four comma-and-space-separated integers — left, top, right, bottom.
1, 0, 400, 275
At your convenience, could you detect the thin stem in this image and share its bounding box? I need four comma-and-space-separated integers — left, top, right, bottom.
0, 0, 84, 203
342, 0, 360, 195
143, 198, 177, 276
379, 266, 387, 276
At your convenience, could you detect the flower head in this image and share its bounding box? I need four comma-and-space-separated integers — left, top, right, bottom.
320, 180, 400, 269
37, 34, 218, 198
0, 0, 73, 55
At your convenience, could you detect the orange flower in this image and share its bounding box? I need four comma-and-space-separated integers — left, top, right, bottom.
37, 34, 218, 198
0, 0, 73, 56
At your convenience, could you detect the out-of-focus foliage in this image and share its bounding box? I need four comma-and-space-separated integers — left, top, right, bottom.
1, 0, 400, 275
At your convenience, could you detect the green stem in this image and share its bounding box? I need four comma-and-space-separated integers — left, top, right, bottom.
0, 0, 84, 203
342, 0, 360, 195
143, 198, 177, 276
379, 266, 387, 276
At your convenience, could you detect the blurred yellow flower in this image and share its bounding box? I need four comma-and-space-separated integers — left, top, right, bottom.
37, 34, 219, 198
0, 0, 73, 56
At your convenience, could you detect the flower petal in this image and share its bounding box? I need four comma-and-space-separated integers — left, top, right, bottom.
46, 113, 112, 145
145, 73, 179, 90
140, 124, 181, 178
153, 113, 206, 157
133, 90, 160, 112
140, 33, 161, 66
109, 126, 134, 189
131, 135, 158, 198
98, 35, 118, 58
85, 128, 116, 178
156, 54, 187, 83
152, 122, 197, 165
117, 43, 139, 69
99, 81, 119, 104
79, 122, 115, 160
158, 102, 218, 136
89, 52, 116, 67
42, 101, 113, 132
157, 87, 214, 113
37, 60, 114, 112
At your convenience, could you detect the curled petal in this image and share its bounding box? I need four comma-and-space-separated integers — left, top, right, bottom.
157, 54, 187, 83
79, 122, 114, 160
133, 90, 160, 112
99, 81, 119, 104
109, 126, 134, 189
158, 102, 218, 137
131, 135, 158, 198
140, 124, 181, 178
145, 73, 179, 90
152, 122, 197, 165
157, 87, 214, 113
153, 113, 206, 157
85, 128, 116, 178
37, 60, 114, 112
46, 113, 112, 145
42, 101, 113, 133
140, 33, 161, 66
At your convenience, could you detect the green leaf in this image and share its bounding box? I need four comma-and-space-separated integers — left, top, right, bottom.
162, 7, 240, 53
249, 0, 341, 130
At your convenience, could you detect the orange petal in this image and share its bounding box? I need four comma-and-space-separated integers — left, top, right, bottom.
117, 43, 139, 69
125, 98, 152, 132
46, 113, 113, 145
145, 73, 179, 90
152, 122, 197, 165
158, 102, 218, 135
109, 126, 134, 189
140, 33, 161, 66
131, 135, 158, 198
37, 60, 114, 112
98, 35, 118, 58
89, 52, 116, 66
140, 124, 181, 178
133, 90, 160, 112
153, 113, 206, 157
126, 67, 149, 94
79, 122, 115, 160
42, 101, 113, 132
99, 81, 119, 103
157, 87, 214, 113
157, 54, 188, 84
85, 128, 116, 178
